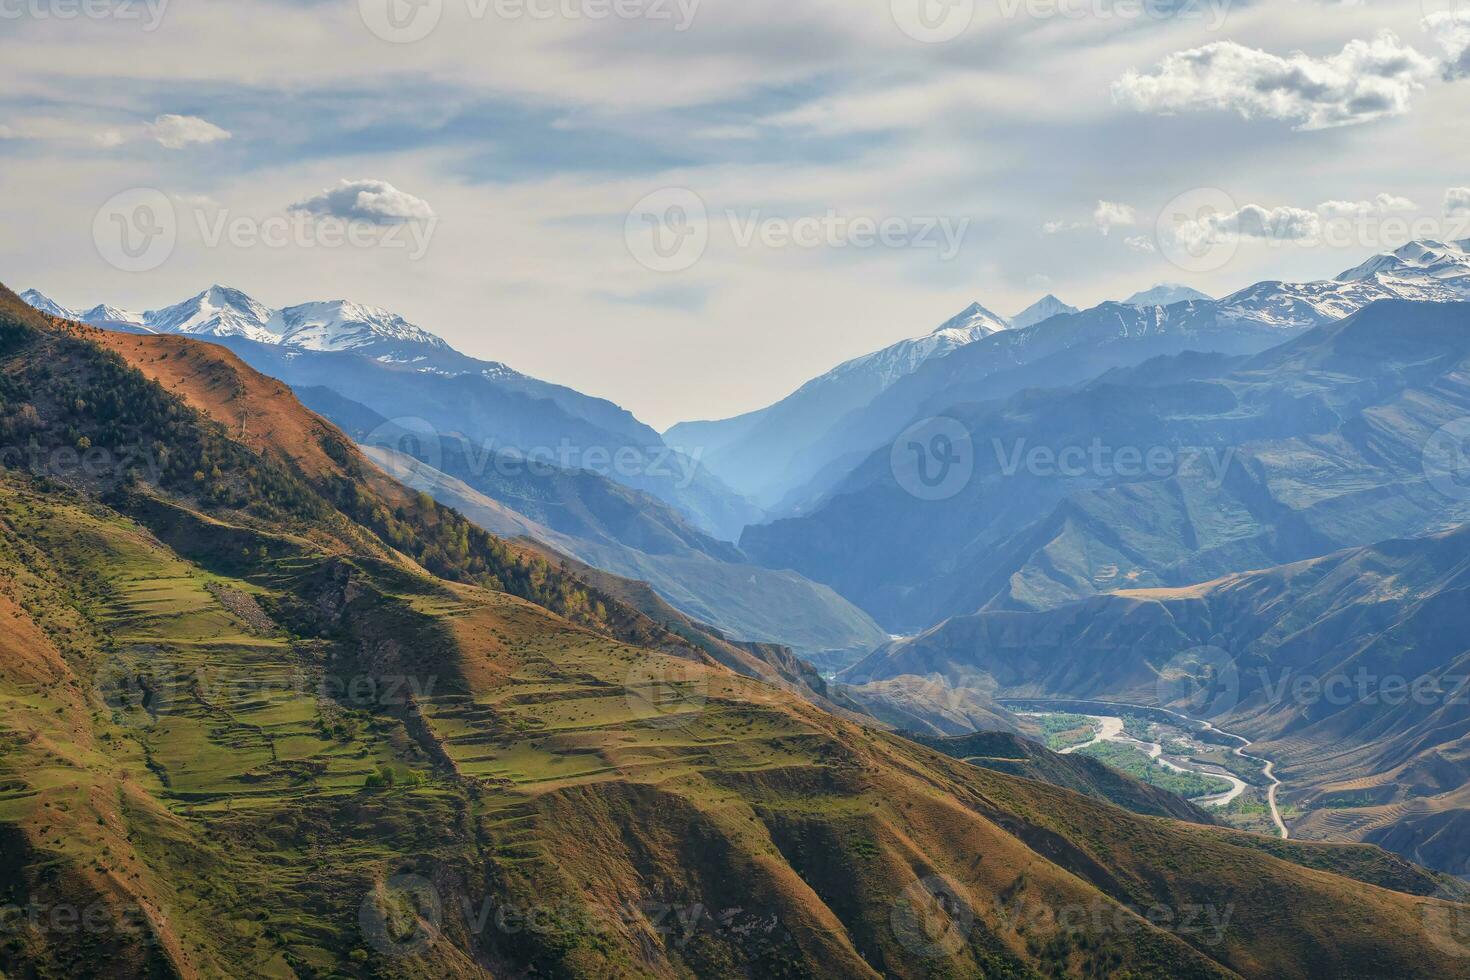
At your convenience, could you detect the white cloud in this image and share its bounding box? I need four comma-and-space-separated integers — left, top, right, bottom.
1317, 193, 1418, 218
1093, 201, 1136, 235
1424, 9, 1470, 80
1113, 32, 1440, 130
1446, 187, 1470, 217
146, 114, 231, 149
290, 179, 435, 224
1174, 204, 1322, 252
1124, 235, 1157, 253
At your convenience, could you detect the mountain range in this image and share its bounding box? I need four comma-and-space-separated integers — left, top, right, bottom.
20, 284, 759, 539
19, 239, 1470, 886
20, 284, 450, 357
4, 285, 1470, 978
743, 297, 1470, 630
16, 284, 901, 660
674, 240, 1470, 520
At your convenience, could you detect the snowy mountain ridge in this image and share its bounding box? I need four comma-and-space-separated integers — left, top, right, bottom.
20, 284, 452, 357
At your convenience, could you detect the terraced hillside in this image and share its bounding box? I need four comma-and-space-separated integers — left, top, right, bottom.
3, 287, 1470, 978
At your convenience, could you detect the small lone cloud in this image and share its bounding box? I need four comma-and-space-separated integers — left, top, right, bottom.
146, 114, 231, 149
289, 179, 435, 225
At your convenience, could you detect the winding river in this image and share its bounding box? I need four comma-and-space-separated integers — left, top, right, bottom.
1005, 699, 1288, 839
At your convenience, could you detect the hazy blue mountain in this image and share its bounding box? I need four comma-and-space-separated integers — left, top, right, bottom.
299, 388, 886, 658
22, 285, 761, 541
743, 300, 1470, 631
686, 241, 1470, 520
1009, 293, 1079, 328
664, 301, 1010, 508
1122, 283, 1214, 306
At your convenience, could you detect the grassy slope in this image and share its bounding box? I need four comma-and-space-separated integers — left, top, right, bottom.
1, 288, 1468, 978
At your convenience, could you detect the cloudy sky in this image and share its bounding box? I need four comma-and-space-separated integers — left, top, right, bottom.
2, 0, 1468, 428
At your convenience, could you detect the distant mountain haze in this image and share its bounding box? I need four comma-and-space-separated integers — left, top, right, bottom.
678, 239, 1470, 522
665, 301, 1011, 509
21, 283, 761, 542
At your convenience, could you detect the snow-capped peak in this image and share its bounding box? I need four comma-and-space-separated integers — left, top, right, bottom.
145, 285, 277, 343
267, 300, 449, 353
1010, 294, 1078, 330
929, 301, 1010, 342
1336, 239, 1470, 284
18, 291, 143, 327
1121, 283, 1214, 307
80, 304, 145, 327
19, 289, 75, 319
